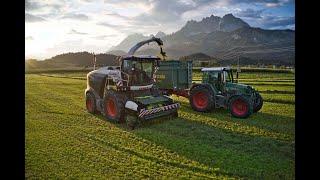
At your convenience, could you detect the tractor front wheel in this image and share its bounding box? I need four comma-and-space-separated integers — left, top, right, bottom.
86, 92, 97, 114
229, 95, 252, 118
253, 92, 263, 113
103, 91, 125, 123
189, 85, 214, 112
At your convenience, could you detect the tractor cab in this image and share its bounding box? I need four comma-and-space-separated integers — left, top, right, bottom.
201, 67, 234, 93
120, 55, 160, 86
201, 67, 256, 96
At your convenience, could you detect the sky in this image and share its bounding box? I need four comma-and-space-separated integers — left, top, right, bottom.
25, 0, 295, 60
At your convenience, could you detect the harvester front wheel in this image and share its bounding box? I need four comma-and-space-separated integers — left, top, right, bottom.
103, 91, 125, 123
125, 114, 138, 130
86, 92, 97, 114
253, 92, 263, 113
172, 111, 178, 118
229, 95, 252, 118
189, 85, 214, 112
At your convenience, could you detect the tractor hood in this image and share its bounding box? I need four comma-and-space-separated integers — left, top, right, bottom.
225, 83, 255, 94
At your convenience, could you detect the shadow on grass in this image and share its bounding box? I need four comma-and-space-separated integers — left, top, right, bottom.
134, 117, 294, 179
177, 101, 294, 141
90, 110, 294, 179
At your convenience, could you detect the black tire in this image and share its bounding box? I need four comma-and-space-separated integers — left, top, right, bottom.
103, 91, 125, 123
228, 95, 252, 118
125, 113, 138, 130
253, 92, 263, 113
86, 92, 97, 114
189, 85, 215, 112
172, 110, 178, 118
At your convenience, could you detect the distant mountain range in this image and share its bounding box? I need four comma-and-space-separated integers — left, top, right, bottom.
25, 52, 118, 71
109, 14, 294, 65
26, 13, 294, 71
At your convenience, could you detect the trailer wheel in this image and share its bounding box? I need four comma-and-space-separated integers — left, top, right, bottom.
86, 92, 97, 114
189, 85, 214, 112
229, 95, 252, 118
253, 92, 263, 113
103, 91, 125, 123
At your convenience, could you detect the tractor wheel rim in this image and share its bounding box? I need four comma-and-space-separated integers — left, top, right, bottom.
106, 98, 117, 117
86, 98, 93, 112
193, 92, 208, 109
232, 99, 248, 116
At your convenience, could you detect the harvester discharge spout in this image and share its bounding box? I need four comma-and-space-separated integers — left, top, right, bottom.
127, 36, 166, 60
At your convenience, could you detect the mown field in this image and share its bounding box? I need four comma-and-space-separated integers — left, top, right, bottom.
25, 71, 295, 179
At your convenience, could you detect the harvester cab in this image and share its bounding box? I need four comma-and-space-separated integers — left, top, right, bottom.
85, 37, 179, 129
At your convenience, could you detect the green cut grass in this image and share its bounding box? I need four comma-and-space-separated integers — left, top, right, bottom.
26, 71, 295, 179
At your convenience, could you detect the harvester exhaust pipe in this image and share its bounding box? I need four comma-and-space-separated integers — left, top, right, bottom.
236, 55, 241, 83
93, 52, 97, 70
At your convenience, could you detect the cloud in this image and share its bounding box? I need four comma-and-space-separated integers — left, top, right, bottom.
105, 12, 131, 20
25, 0, 64, 12
133, 0, 195, 24
261, 16, 295, 28
81, 0, 94, 2
92, 35, 117, 40
97, 21, 156, 34
97, 22, 125, 28
25, 13, 46, 22
25, 36, 34, 40
61, 13, 89, 21
25, 0, 42, 11
68, 29, 88, 35
236, 8, 264, 18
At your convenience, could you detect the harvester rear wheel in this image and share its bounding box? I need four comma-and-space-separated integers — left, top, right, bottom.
86, 92, 97, 114
189, 85, 214, 112
229, 95, 252, 118
253, 92, 263, 113
103, 91, 125, 123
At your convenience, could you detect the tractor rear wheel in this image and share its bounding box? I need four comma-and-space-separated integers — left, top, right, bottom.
189, 85, 214, 112
103, 91, 125, 123
86, 92, 97, 114
229, 95, 252, 118
253, 92, 263, 113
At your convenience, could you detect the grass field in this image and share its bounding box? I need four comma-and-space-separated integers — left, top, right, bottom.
25, 71, 295, 179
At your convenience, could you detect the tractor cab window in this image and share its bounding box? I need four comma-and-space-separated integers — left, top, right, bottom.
223, 70, 232, 83
204, 71, 224, 92
122, 59, 154, 86
208, 72, 219, 83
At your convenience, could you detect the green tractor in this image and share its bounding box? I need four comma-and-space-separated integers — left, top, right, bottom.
189, 67, 263, 118
156, 62, 263, 118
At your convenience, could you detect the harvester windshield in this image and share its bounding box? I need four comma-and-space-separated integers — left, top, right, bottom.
122, 59, 155, 86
